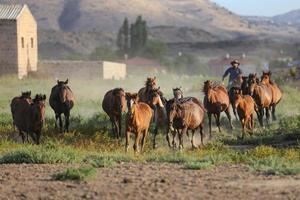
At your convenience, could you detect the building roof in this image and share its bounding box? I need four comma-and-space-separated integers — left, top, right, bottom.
0, 4, 25, 20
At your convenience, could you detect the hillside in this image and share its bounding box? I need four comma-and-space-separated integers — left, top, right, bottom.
1, 0, 300, 59
272, 9, 300, 26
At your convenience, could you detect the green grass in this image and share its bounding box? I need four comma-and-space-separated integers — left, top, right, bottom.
1, 75, 300, 176
52, 167, 97, 181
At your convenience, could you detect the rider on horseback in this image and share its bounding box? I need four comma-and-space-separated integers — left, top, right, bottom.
222, 59, 243, 89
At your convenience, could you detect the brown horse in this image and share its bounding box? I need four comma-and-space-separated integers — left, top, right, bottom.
261, 71, 282, 121
138, 77, 157, 103
233, 88, 257, 139
248, 74, 272, 127
173, 87, 183, 100
125, 93, 153, 153
11, 91, 32, 129
49, 79, 75, 133
168, 99, 205, 149
148, 88, 167, 149
11, 94, 46, 144
102, 88, 126, 138
203, 80, 233, 137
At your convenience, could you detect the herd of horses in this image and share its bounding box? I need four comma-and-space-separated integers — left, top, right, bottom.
9, 71, 282, 153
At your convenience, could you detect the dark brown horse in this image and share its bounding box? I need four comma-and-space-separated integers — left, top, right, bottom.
203, 80, 233, 137
11, 94, 46, 144
168, 99, 205, 149
49, 79, 75, 133
138, 77, 157, 103
102, 88, 126, 138
261, 71, 282, 121
148, 88, 167, 149
248, 74, 272, 127
173, 87, 183, 100
11, 91, 32, 129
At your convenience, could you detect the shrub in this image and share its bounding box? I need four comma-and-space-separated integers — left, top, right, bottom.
184, 161, 213, 170
52, 167, 97, 181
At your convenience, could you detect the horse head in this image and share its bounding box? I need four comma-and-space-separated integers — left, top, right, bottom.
113, 88, 126, 113
173, 87, 183, 100
148, 87, 164, 109
125, 92, 139, 116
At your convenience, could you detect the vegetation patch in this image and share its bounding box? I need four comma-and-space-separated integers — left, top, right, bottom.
52, 167, 97, 181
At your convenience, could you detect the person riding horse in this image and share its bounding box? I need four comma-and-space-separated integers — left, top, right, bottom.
222, 59, 243, 90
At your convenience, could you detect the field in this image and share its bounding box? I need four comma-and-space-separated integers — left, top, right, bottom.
0, 74, 300, 199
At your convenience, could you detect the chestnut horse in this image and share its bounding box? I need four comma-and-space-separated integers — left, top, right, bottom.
203, 80, 233, 137
261, 71, 282, 121
125, 92, 163, 153
49, 79, 75, 133
102, 88, 126, 138
248, 74, 272, 127
168, 99, 205, 149
138, 77, 157, 103
233, 88, 257, 139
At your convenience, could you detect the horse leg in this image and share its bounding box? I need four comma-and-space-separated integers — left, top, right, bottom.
64, 112, 70, 133
199, 124, 204, 147
141, 129, 148, 152
19, 130, 25, 143
58, 114, 63, 133
178, 131, 184, 150
272, 105, 277, 121
215, 113, 221, 132
118, 115, 122, 138
166, 128, 172, 148
241, 118, 246, 139
172, 130, 178, 148
133, 132, 141, 153
112, 117, 119, 139
55, 113, 59, 129
258, 108, 264, 127
265, 107, 270, 127
125, 130, 130, 153
208, 113, 212, 139
190, 129, 196, 149
225, 108, 233, 130
35, 132, 41, 145
153, 125, 158, 149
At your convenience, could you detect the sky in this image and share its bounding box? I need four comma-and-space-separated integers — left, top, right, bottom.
212, 0, 300, 16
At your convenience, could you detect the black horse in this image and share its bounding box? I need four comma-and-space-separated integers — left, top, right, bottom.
49, 79, 75, 133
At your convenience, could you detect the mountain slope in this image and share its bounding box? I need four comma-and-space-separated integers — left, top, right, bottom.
1, 0, 257, 39
273, 9, 300, 25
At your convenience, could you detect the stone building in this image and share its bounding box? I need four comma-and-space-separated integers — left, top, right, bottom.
0, 4, 37, 79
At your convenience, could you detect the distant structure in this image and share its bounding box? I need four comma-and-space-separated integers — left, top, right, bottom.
0, 4, 38, 79
103, 61, 126, 80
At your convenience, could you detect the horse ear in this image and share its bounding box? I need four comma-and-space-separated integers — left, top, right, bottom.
153, 76, 156, 81
43, 95, 46, 100
57, 80, 59, 84
125, 92, 131, 99
29, 91, 31, 96
65, 79, 68, 84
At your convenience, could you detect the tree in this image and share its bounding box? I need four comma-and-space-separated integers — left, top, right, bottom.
130, 15, 148, 54
116, 18, 130, 55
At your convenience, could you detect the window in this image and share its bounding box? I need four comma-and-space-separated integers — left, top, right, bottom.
31, 38, 34, 48
21, 37, 24, 48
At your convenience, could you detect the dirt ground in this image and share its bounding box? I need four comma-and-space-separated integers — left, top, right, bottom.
0, 163, 299, 200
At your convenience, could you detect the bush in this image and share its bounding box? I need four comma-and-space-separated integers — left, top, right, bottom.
248, 156, 300, 175
143, 40, 167, 60
0, 143, 82, 164
52, 167, 97, 181
89, 46, 118, 61
184, 161, 213, 170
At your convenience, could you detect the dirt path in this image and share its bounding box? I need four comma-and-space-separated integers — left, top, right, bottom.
0, 163, 299, 200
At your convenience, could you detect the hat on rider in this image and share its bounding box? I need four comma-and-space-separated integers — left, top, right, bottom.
231, 59, 240, 66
